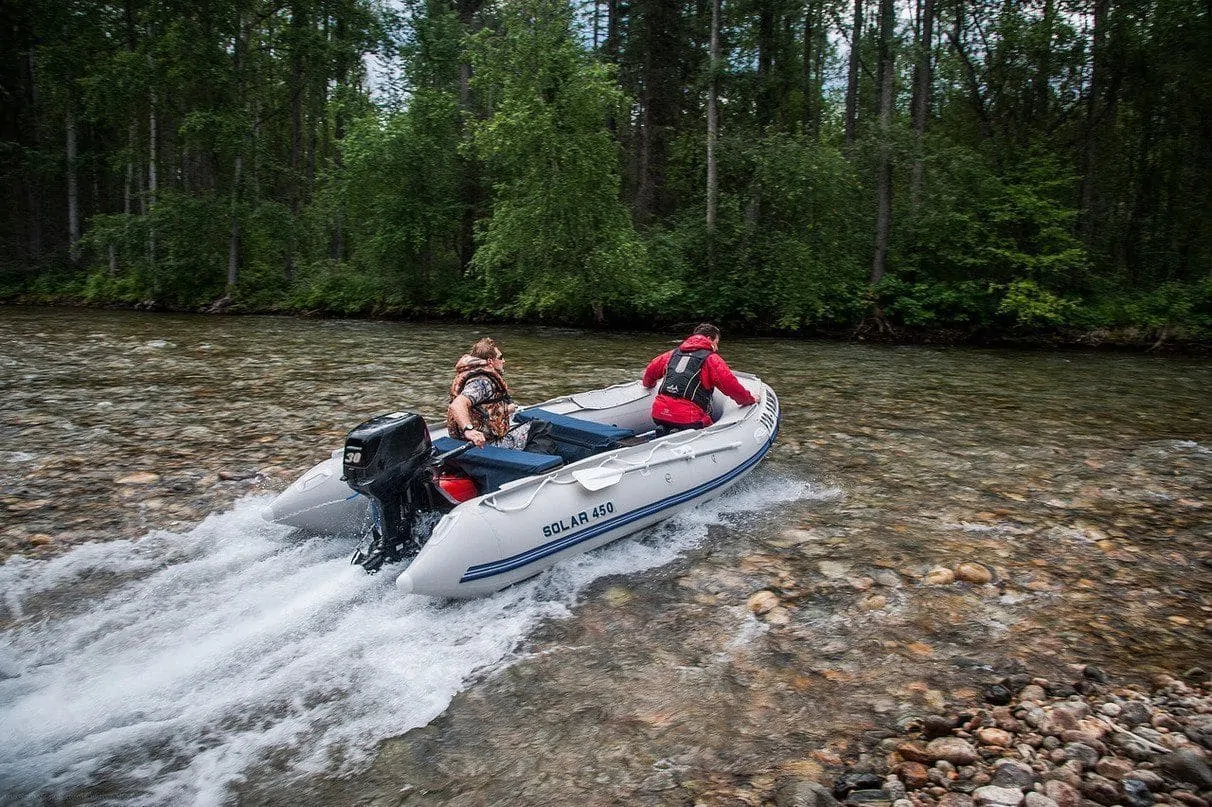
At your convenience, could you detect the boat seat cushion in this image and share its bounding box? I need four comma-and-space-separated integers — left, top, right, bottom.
433, 436, 562, 493
513, 409, 635, 461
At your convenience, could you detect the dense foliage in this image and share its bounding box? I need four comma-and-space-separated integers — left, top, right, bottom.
2, 0, 1210, 340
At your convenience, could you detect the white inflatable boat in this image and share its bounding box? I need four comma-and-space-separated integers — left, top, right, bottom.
265, 374, 779, 598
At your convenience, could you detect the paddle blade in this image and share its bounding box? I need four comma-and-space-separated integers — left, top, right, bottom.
571, 467, 624, 491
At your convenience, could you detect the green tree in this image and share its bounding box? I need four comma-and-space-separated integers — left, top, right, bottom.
468, 0, 649, 324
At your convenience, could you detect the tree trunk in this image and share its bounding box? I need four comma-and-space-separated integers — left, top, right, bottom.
604, 0, 620, 62
148, 85, 158, 275
909, 0, 935, 207
869, 0, 895, 296
947, 0, 993, 143
633, 0, 681, 224
593, 0, 601, 50
228, 154, 242, 290
706, 0, 721, 236
456, 0, 484, 108
286, 0, 308, 282
844, 0, 864, 146
802, 0, 822, 136
1079, 0, 1111, 241
756, 0, 776, 127
124, 122, 136, 215
1032, 0, 1055, 122
24, 49, 42, 261
66, 106, 80, 263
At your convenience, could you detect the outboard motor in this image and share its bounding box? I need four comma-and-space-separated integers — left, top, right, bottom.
342, 412, 437, 572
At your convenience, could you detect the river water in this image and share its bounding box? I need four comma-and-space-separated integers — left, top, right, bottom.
0, 307, 1208, 806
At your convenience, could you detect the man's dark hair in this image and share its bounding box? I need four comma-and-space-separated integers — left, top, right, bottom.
692, 323, 721, 340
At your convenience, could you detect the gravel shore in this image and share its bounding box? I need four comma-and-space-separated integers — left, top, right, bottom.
792, 669, 1212, 807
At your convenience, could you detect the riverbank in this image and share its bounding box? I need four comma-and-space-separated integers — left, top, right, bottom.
810, 668, 1212, 807
4, 298, 1209, 356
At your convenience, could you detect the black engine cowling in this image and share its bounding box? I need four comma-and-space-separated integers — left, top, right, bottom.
343, 412, 432, 499
342, 413, 437, 572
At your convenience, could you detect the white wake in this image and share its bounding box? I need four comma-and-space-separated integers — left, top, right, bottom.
0, 472, 829, 806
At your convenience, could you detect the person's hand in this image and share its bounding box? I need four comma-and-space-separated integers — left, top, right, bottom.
467, 429, 487, 447
507, 403, 519, 415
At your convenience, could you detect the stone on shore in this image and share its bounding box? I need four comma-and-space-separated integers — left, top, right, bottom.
926, 738, 980, 765
973, 786, 1026, 807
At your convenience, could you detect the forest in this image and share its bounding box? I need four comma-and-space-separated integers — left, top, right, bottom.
2, 0, 1210, 341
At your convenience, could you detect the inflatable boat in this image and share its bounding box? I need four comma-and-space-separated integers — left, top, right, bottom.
264, 374, 779, 598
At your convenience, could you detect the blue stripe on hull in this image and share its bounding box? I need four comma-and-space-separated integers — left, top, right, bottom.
459, 425, 779, 583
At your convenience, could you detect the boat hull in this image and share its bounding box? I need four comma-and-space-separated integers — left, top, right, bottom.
265, 377, 780, 598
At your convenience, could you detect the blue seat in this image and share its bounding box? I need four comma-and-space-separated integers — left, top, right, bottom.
433, 436, 562, 493
514, 408, 635, 462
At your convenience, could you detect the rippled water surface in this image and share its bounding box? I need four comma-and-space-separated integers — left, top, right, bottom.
0, 307, 1208, 806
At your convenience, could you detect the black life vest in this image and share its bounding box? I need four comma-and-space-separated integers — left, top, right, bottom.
659, 348, 714, 414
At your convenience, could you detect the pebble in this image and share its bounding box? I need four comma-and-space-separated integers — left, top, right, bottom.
1093, 757, 1134, 780
1169, 793, 1209, 807
1079, 774, 1120, 805
819, 561, 850, 579
873, 570, 903, 588
862, 595, 889, 611
1061, 743, 1100, 766
1119, 702, 1153, 726
777, 779, 839, 807
747, 590, 780, 614
986, 685, 1013, 706
1122, 779, 1155, 807
955, 562, 993, 584
1020, 686, 1049, 704
1126, 771, 1165, 791
835, 773, 886, 798
1157, 750, 1212, 790
926, 738, 980, 765
990, 760, 1036, 789
923, 716, 961, 738
1044, 781, 1082, 807
939, 795, 975, 807
977, 729, 1014, 748
924, 568, 956, 586
899, 764, 931, 788
973, 786, 1026, 807
767, 606, 793, 625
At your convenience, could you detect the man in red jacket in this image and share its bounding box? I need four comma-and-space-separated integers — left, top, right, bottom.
642, 323, 757, 430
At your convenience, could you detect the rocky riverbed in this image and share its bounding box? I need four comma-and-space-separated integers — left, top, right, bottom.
2, 308, 1209, 807
807, 669, 1212, 807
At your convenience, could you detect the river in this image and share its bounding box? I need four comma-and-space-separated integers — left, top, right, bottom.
0, 306, 1208, 806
